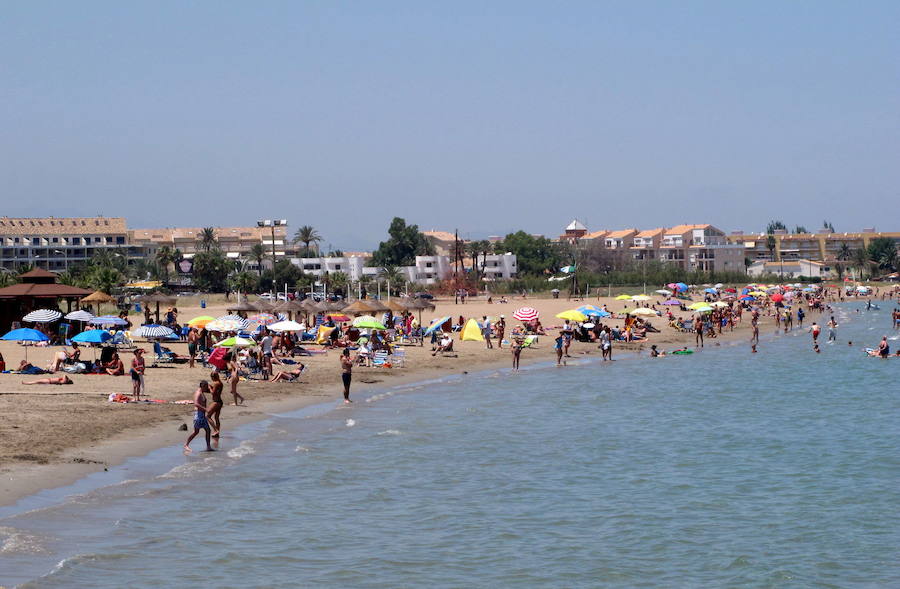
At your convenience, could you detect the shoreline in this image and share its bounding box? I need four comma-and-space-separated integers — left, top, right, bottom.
0, 294, 764, 510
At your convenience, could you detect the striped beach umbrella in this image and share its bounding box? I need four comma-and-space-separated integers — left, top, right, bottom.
90, 315, 128, 326
187, 315, 215, 328
249, 313, 277, 326
133, 324, 175, 339
206, 317, 249, 332
64, 310, 95, 322
513, 307, 539, 322
23, 309, 63, 323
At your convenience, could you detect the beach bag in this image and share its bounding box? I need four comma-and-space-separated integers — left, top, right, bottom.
63, 362, 86, 374
208, 347, 228, 371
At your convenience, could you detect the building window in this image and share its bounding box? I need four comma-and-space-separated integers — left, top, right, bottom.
116, 236, 125, 244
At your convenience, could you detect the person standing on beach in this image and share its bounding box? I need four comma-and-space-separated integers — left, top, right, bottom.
227, 353, 245, 405
340, 348, 353, 403
554, 332, 564, 365
260, 329, 274, 380
184, 380, 214, 453
481, 316, 493, 349
694, 315, 704, 348
207, 371, 224, 437
750, 316, 759, 345
511, 337, 522, 370
599, 327, 610, 361
130, 349, 145, 401
495, 315, 506, 349
562, 320, 574, 357
187, 328, 199, 368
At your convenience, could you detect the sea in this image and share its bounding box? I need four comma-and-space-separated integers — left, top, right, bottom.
1, 301, 898, 587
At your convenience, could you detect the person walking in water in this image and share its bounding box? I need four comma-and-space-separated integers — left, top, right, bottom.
184, 380, 214, 453
340, 348, 353, 403
810, 321, 821, 344
207, 371, 224, 437
827, 316, 838, 342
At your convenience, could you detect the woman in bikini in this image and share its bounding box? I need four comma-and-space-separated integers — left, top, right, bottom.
23, 375, 73, 385
207, 371, 224, 437
226, 353, 245, 405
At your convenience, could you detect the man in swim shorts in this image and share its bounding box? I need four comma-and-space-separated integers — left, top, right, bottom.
184, 380, 214, 453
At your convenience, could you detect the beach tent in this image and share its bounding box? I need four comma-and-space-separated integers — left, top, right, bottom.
461, 319, 484, 342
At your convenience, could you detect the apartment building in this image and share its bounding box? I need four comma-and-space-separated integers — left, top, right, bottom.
604, 229, 638, 250
129, 225, 290, 270
747, 259, 832, 279
0, 217, 128, 272
630, 228, 665, 260
728, 230, 900, 262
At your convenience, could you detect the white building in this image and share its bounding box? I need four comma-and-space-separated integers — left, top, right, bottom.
747, 259, 832, 279
481, 253, 517, 280
291, 256, 370, 281
413, 256, 452, 284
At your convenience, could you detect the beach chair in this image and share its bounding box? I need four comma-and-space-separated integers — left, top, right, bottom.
372, 350, 390, 367
391, 347, 407, 368
521, 335, 538, 348
152, 341, 176, 364
111, 331, 135, 349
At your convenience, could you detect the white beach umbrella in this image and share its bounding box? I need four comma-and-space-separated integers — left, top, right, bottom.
23, 309, 63, 323
269, 320, 304, 332
64, 309, 95, 322
133, 324, 175, 339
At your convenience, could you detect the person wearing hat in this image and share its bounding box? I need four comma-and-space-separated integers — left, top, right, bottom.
130, 349, 146, 401
495, 315, 506, 349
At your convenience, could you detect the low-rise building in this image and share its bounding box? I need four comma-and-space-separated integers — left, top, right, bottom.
747, 259, 832, 279
481, 253, 517, 280
605, 229, 638, 250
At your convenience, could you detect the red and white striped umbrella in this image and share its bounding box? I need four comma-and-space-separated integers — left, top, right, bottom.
513, 307, 539, 322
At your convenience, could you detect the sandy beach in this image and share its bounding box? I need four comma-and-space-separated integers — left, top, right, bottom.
0, 291, 753, 506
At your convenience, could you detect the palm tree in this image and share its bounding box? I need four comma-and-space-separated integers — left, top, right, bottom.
766, 235, 777, 261
466, 241, 481, 277
852, 248, 871, 280
87, 266, 124, 294
197, 227, 217, 252
478, 240, 492, 275
155, 246, 176, 285
293, 225, 322, 256
248, 243, 267, 277
229, 271, 259, 297
380, 265, 404, 296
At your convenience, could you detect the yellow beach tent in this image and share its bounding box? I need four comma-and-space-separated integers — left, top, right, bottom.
460, 318, 484, 342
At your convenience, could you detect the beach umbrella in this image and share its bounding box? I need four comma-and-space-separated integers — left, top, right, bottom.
739, 295, 756, 301
385, 300, 408, 313
655, 289, 671, 295
187, 316, 215, 328
704, 288, 718, 294
630, 307, 657, 317
326, 313, 351, 323
693, 306, 713, 313
513, 307, 539, 322
675, 282, 688, 292
214, 336, 257, 348
1, 327, 49, 361
631, 294, 652, 302
688, 302, 710, 310
724, 288, 737, 293
749, 291, 767, 297
206, 319, 248, 332
217, 314, 249, 323
72, 329, 112, 344
249, 313, 278, 326
352, 316, 387, 330
556, 310, 587, 322
226, 300, 258, 313
268, 320, 304, 332
90, 315, 128, 327
578, 305, 610, 318
710, 301, 729, 308
615, 294, 633, 300
770, 293, 784, 303
133, 324, 175, 339
64, 309, 95, 322
661, 299, 682, 306
714, 283, 724, 289
424, 316, 452, 336
22, 309, 63, 323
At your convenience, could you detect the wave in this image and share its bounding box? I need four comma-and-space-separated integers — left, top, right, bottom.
0, 526, 49, 555
226, 441, 256, 460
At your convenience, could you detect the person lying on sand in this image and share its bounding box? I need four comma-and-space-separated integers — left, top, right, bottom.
23, 375, 73, 385
271, 365, 305, 382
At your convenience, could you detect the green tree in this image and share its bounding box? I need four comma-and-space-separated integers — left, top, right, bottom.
766, 235, 777, 261
371, 217, 434, 267
327, 271, 349, 298
0, 270, 17, 288
823, 220, 835, 232
852, 248, 871, 280
293, 225, 322, 256
197, 227, 217, 252
380, 265, 405, 295
155, 246, 176, 285
261, 260, 303, 293
229, 271, 259, 296
86, 266, 124, 293
495, 231, 562, 276
867, 237, 898, 272
248, 243, 267, 277
793, 226, 808, 234
193, 248, 232, 292
766, 220, 787, 234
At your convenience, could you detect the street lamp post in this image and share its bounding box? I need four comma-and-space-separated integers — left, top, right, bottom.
257, 219, 287, 293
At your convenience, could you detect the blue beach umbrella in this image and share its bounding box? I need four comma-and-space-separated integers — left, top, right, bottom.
704, 288, 717, 294
72, 330, 112, 344
675, 282, 689, 292
424, 316, 452, 336
1, 327, 50, 361
578, 305, 610, 318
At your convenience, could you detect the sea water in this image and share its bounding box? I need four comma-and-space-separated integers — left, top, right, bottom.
1, 303, 898, 587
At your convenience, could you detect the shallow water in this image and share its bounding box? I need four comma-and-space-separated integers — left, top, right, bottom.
1, 303, 898, 587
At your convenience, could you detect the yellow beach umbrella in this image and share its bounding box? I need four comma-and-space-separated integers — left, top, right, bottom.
688, 302, 709, 310
615, 294, 633, 300
631, 294, 652, 301
188, 315, 215, 328
749, 291, 768, 297
556, 310, 587, 322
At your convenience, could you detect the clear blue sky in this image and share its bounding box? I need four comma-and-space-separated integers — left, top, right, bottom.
2, 1, 898, 250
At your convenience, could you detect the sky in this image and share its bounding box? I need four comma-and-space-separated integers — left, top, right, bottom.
2, 1, 898, 250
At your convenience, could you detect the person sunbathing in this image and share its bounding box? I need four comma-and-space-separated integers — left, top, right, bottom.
104, 353, 125, 376
432, 335, 454, 356
23, 375, 73, 385
270, 364, 306, 382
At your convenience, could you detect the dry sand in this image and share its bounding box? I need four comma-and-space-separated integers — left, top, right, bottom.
0, 292, 753, 506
